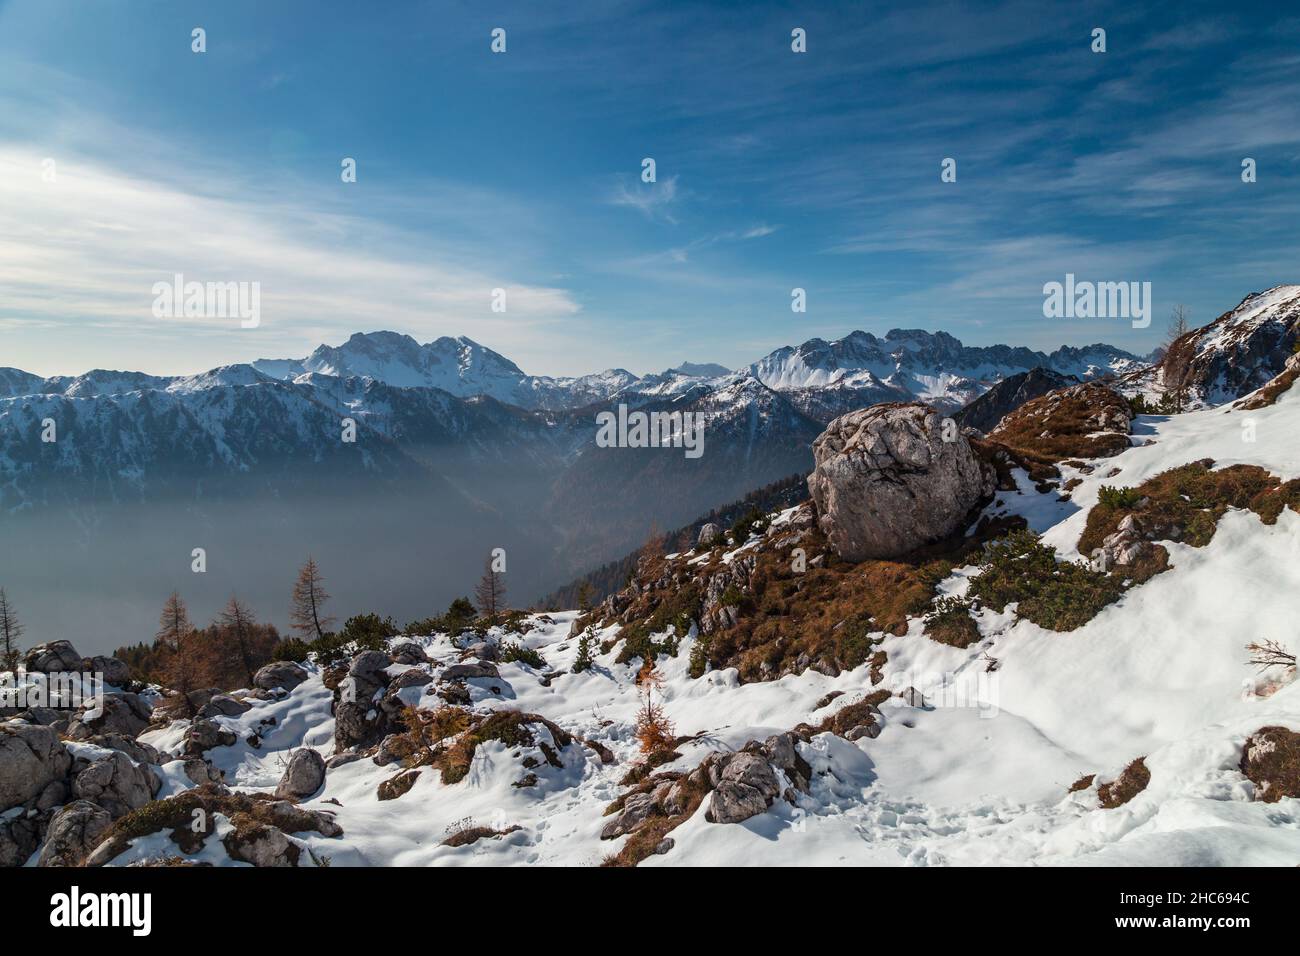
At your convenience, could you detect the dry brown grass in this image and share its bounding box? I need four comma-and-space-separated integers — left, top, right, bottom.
1078, 461, 1300, 555
1097, 757, 1150, 808
1240, 726, 1300, 802
989, 382, 1132, 465
1236, 360, 1300, 410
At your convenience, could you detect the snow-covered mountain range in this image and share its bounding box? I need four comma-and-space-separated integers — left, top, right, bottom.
237, 327, 1147, 412
1, 293, 1292, 653
6, 338, 1298, 869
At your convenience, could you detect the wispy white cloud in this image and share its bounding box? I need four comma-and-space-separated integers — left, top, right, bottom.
609, 174, 680, 222
0, 144, 581, 375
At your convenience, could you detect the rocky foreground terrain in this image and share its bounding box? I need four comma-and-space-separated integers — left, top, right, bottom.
4, 289, 1300, 867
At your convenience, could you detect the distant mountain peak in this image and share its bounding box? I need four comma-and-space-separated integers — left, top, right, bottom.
671, 361, 731, 378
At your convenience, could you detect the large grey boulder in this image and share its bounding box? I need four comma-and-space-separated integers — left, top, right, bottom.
38, 800, 114, 867
253, 661, 308, 692
71, 751, 161, 818
807, 402, 993, 561
275, 748, 326, 801
82, 655, 131, 688
22, 641, 83, 674
0, 722, 72, 812
697, 523, 721, 548
706, 752, 782, 825
333, 650, 396, 752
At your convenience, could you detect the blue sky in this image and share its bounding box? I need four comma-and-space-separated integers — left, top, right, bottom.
3, 0, 1300, 377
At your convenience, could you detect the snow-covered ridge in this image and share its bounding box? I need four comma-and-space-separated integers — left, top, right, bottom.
1, 327, 1149, 416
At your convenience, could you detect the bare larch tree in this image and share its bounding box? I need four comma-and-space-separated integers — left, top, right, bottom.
290, 557, 335, 641
474, 558, 506, 619
0, 588, 24, 673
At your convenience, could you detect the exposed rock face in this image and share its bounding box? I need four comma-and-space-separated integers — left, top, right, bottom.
84, 734, 161, 766
380, 670, 433, 718
600, 791, 661, 839
1088, 514, 1168, 576
707, 752, 781, 824
807, 402, 994, 561
696, 523, 721, 548
699, 554, 757, 636
0, 722, 72, 812
704, 734, 811, 826
333, 651, 395, 751
253, 661, 308, 692
71, 751, 162, 818
38, 800, 113, 866
954, 367, 1077, 433
1151, 285, 1300, 406
275, 748, 326, 801
65, 693, 151, 740
1235, 351, 1300, 410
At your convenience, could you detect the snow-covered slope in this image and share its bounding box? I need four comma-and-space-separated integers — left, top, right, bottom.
1125, 285, 1300, 407
41, 367, 1292, 868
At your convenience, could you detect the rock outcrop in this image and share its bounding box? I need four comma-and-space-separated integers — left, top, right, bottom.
70, 751, 162, 818
65, 692, 152, 740
37, 800, 114, 866
954, 367, 1077, 433
21, 641, 83, 673
333, 650, 395, 751
0, 722, 72, 812
808, 402, 994, 561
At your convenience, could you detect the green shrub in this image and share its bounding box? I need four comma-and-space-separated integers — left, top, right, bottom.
271, 637, 310, 663
923, 596, 981, 648
688, 634, 712, 679
967, 529, 1122, 632
729, 508, 770, 544
573, 631, 597, 674
338, 613, 399, 651
831, 612, 881, 670
1098, 485, 1143, 510
501, 642, 545, 669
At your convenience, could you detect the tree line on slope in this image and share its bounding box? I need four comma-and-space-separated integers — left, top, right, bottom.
0, 555, 511, 694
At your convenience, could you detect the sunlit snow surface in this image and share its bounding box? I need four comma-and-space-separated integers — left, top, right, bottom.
126, 385, 1300, 867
